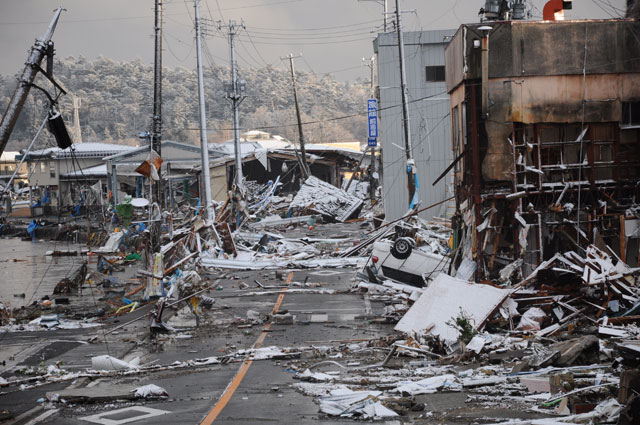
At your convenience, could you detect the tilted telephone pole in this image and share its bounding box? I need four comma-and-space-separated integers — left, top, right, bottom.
281, 53, 311, 179
0, 7, 64, 157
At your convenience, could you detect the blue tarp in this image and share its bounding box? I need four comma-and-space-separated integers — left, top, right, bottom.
27, 220, 39, 241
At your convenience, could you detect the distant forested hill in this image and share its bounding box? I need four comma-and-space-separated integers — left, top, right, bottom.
0, 56, 368, 150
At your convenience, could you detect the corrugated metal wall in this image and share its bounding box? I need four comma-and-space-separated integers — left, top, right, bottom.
376, 30, 456, 221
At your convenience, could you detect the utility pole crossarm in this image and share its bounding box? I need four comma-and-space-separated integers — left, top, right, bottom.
280, 53, 311, 179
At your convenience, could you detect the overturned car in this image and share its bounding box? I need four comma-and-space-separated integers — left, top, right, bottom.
363, 222, 452, 288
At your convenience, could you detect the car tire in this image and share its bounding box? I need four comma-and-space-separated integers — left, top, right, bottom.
391, 237, 413, 259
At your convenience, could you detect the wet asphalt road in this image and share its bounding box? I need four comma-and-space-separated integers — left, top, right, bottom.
1, 264, 396, 425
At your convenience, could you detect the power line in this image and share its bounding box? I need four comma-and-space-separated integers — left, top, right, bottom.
215, 0, 303, 12
205, 32, 376, 46
176, 91, 448, 132
249, 18, 382, 32
163, 32, 194, 62
227, 28, 380, 40
244, 28, 272, 67
246, 25, 384, 37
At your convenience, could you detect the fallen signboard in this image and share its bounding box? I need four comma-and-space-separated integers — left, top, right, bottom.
394, 273, 510, 344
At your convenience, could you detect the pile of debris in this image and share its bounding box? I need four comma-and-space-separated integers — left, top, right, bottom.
344, 223, 640, 423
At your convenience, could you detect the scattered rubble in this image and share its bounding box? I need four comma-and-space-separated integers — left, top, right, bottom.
2, 168, 639, 424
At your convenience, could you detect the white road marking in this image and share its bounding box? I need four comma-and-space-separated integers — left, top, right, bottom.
80, 406, 170, 424
23, 409, 58, 425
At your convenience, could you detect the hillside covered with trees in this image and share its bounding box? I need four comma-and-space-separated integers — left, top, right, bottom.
0, 56, 369, 150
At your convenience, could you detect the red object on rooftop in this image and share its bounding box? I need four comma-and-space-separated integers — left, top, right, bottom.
543, 0, 564, 21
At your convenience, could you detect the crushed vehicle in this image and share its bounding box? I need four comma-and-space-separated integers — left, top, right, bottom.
362, 220, 452, 287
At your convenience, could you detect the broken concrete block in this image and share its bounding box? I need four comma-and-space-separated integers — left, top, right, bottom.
510, 360, 530, 374
549, 373, 574, 395
489, 349, 526, 364
618, 369, 640, 404
530, 350, 560, 368
272, 313, 294, 325
549, 335, 600, 367
519, 377, 550, 394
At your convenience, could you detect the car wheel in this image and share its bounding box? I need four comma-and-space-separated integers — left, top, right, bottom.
391, 237, 413, 259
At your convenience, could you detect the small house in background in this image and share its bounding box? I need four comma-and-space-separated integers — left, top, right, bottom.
207, 131, 364, 199
0, 151, 28, 188
105, 140, 227, 206
21, 142, 134, 215
445, 19, 640, 279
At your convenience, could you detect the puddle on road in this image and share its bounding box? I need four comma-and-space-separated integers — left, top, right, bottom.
0, 237, 94, 308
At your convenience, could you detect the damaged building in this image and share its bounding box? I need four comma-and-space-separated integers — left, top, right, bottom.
445, 18, 640, 279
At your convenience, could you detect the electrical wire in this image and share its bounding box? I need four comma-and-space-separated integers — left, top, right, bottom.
250, 18, 382, 32
174, 91, 447, 133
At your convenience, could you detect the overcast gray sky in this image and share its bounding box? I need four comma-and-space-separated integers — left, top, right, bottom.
0, 0, 628, 81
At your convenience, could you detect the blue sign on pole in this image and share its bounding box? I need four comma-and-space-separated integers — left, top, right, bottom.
368, 138, 377, 147
368, 116, 378, 138
367, 98, 378, 139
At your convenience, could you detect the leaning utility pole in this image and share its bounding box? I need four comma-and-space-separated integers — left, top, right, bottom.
194, 0, 215, 221
152, 0, 163, 206
0, 7, 64, 157
395, 0, 417, 209
219, 20, 247, 195
281, 53, 311, 178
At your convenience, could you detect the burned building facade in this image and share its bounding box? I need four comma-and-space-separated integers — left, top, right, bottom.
445, 19, 640, 278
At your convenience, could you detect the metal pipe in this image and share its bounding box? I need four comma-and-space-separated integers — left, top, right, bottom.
481, 31, 490, 116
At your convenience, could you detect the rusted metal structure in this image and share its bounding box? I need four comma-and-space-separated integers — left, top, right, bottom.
445, 19, 640, 279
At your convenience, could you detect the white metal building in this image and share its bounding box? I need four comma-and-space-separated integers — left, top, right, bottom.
374, 30, 456, 221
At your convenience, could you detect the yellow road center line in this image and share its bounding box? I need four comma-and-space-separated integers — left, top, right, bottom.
199, 272, 292, 425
